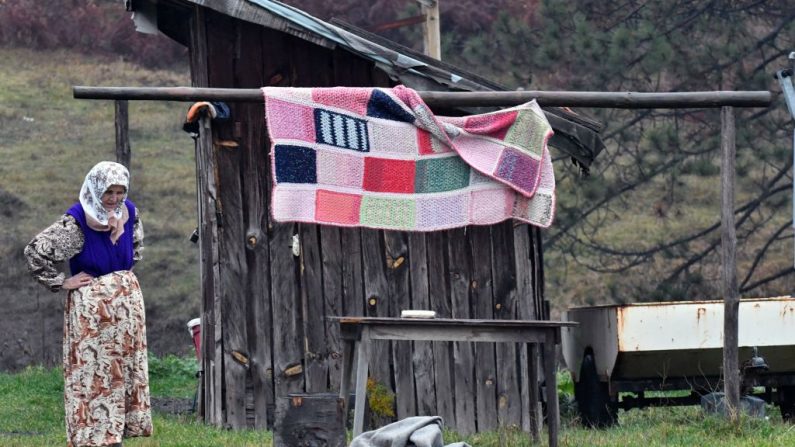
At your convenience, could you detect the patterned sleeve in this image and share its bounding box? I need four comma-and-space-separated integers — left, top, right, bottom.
23, 215, 84, 293
133, 210, 144, 263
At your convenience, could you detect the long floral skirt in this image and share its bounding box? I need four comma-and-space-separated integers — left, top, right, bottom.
63, 270, 153, 447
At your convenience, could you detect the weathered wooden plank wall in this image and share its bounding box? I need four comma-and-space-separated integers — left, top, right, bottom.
191, 6, 547, 434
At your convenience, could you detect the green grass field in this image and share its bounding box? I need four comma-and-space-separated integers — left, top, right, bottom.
2, 363, 795, 446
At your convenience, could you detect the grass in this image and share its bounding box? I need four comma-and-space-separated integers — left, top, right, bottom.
3, 363, 795, 446
0, 356, 273, 447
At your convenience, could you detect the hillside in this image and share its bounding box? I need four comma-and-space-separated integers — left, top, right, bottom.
0, 46, 198, 370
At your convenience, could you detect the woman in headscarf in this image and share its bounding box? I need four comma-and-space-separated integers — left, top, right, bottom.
24, 161, 152, 447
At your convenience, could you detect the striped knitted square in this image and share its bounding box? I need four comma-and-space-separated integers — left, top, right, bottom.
314, 109, 370, 152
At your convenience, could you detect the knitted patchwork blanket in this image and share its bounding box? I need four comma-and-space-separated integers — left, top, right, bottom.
262, 85, 555, 231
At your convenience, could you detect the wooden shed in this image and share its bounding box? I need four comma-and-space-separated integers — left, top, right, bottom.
127, 0, 604, 434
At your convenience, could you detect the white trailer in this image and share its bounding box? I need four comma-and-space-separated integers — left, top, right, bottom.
562, 296, 795, 426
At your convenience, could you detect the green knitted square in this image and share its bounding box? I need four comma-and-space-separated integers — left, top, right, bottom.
360, 196, 416, 229
503, 110, 548, 157
415, 156, 471, 193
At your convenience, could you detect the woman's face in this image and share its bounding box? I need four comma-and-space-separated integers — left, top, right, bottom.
101, 185, 126, 211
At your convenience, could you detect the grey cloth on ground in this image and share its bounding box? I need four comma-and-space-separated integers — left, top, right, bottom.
349, 416, 470, 447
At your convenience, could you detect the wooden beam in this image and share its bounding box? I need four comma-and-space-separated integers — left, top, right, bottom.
720, 105, 740, 422
114, 100, 131, 168
74, 86, 774, 108
420, 0, 441, 60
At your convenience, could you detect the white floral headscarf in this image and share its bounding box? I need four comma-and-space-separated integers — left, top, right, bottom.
79, 161, 130, 226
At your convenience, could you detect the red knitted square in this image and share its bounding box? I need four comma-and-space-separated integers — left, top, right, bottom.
362, 158, 416, 193
315, 189, 362, 224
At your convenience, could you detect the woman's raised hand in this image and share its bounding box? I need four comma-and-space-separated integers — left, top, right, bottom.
62, 272, 94, 290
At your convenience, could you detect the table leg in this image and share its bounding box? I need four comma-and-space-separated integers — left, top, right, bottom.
352, 335, 371, 437
543, 336, 559, 447
339, 339, 356, 417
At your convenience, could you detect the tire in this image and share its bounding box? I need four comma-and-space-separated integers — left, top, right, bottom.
574, 353, 618, 428
779, 386, 795, 422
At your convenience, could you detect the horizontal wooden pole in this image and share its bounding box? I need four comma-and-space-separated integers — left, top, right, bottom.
73, 86, 774, 108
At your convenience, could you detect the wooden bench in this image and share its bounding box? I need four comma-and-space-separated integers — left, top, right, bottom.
334, 317, 577, 447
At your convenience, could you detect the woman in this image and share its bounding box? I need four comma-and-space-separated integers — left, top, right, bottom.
24, 161, 153, 447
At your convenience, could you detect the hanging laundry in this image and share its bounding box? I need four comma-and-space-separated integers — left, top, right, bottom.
263, 85, 555, 231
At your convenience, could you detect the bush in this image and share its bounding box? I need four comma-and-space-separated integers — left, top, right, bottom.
0, 0, 186, 68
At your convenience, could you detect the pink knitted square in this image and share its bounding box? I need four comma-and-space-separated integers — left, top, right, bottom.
452, 136, 505, 175
271, 187, 316, 222
416, 194, 469, 229
312, 87, 371, 116
464, 110, 518, 141
369, 121, 419, 155
317, 150, 364, 188
266, 99, 315, 142
315, 189, 362, 225
470, 188, 513, 225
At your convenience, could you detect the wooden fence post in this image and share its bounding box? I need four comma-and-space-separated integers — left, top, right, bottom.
114, 100, 131, 168
721, 105, 740, 422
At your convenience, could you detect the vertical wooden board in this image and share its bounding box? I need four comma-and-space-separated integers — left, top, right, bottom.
469, 226, 498, 431
408, 232, 436, 416
515, 224, 541, 433
341, 229, 364, 317
269, 220, 304, 397
300, 224, 327, 392
205, 10, 244, 427
361, 228, 394, 425
384, 231, 415, 419
532, 228, 547, 320
188, 6, 222, 425
236, 21, 273, 430
447, 228, 476, 434
259, 28, 305, 400
320, 227, 344, 390
215, 143, 249, 429
491, 221, 521, 428
426, 231, 454, 427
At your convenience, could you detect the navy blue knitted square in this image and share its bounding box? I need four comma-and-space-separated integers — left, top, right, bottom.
275, 144, 317, 184
366, 89, 416, 123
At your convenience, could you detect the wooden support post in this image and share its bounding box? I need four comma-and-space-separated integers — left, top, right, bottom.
721, 105, 740, 422
420, 0, 441, 60
114, 100, 131, 168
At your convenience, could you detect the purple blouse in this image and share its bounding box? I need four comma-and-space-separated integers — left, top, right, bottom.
66, 200, 136, 276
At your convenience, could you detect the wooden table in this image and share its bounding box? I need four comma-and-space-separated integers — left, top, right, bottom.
334, 317, 577, 447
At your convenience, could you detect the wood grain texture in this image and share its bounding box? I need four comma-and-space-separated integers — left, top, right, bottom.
113, 100, 130, 169
721, 105, 740, 420
361, 228, 394, 427
470, 226, 498, 431
408, 232, 437, 416
384, 231, 416, 419
238, 20, 272, 430
492, 221, 521, 428
448, 228, 476, 434
427, 231, 455, 427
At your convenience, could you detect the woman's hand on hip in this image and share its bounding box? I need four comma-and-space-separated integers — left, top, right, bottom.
63, 272, 94, 290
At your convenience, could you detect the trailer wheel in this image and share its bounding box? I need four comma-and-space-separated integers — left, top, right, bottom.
574, 353, 617, 428
780, 386, 795, 422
